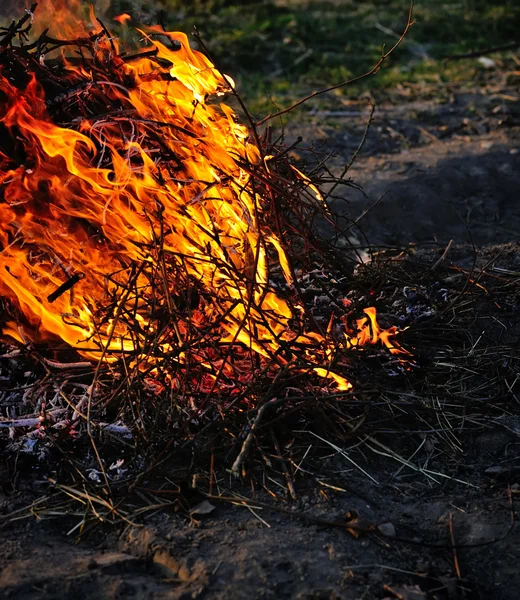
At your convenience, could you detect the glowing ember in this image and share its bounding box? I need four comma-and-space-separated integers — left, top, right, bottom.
0, 1, 406, 396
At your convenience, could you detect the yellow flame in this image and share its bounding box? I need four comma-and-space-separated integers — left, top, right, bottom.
0, 1, 406, 389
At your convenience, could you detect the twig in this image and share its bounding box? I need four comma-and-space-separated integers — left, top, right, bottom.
202, 492, 375, 537
449, 512, 462, 580
269, 429, 297, 500
325, 101, 375, 203
41, 357, 92, 370
431, 239, 454, 272
0, 2, 38, 47
0, 409, 66, 428
441, 42, 519, 60
231, 398, 284, 476
47, 273, 85, 303
301, 431, 380, 485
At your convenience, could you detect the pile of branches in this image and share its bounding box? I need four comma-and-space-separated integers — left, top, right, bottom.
0, 3, 466, 531
0, 4, 407, 470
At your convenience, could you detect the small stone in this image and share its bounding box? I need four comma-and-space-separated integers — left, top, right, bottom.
377, 522, 396, 537
190, 500, 215, 516
478, 57, 496, 69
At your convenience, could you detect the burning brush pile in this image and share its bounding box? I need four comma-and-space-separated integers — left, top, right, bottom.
0, 3, 409, 478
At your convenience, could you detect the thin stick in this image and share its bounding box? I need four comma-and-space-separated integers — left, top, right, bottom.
449, 512, 462, 580
431, 239, 454, 272
0, 2, 38, 46
325, 101, 375, 202
209, 449, 215, 496
269, 429, 297, 500
231, 398, 284, 477
442, 42, 519, 60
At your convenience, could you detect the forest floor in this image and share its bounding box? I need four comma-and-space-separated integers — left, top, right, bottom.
1, 21, 520, 600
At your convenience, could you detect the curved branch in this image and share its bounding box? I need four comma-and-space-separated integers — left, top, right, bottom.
256, 1, 415, 127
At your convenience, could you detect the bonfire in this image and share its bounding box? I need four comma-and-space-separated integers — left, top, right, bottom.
0, 1, 410, 484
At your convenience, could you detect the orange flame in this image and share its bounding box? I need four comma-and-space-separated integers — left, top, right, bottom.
26, 0, 95, 39
0, 1, 406, 392
114, 14, 132, 25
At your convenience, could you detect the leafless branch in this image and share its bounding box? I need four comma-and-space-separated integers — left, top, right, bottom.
255, 1, 415, 126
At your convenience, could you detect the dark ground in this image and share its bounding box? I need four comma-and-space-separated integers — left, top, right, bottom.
1, 11, 520, 600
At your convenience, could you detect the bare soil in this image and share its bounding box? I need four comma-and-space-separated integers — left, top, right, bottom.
1, 73, 519, 599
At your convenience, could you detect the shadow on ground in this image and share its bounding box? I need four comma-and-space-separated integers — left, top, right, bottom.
346, 134, 520, 248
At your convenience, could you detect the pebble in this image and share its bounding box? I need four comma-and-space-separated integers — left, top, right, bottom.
377, 522, 396, 537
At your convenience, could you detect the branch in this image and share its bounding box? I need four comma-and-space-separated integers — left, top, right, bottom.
230, 397, 284, 476
0, 2, 38, 46
441, 42, 519, 60
256, 1, 415, 127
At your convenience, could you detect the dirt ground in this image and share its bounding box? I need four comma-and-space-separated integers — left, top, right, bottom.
1, 69, 519, 599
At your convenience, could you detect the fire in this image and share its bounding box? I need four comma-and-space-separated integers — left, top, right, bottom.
0, 2, 406, 394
